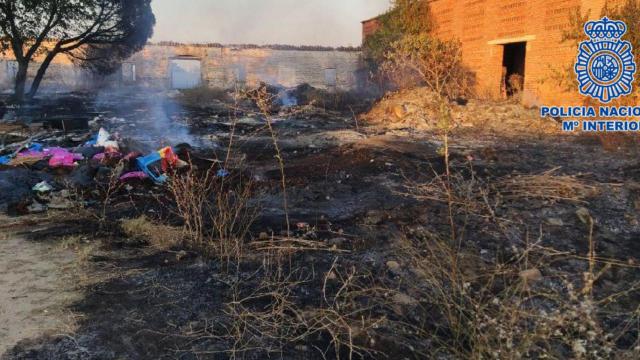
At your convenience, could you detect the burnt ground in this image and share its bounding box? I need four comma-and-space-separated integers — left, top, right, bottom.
1, 88, 640, 359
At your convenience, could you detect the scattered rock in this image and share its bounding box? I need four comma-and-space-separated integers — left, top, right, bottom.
26, 202, 47, 214
47, 196, 75, 210
364, 210, 386, 225
519, 268, 543, 283
176, 250, 188, 261
390, 292, 418, 317
326, 271, 337, 280
546, 217, 564, 226
328, 237, 347, 247
391, 292, 418, 306
576, 207, 592, 225
386, 260, 402, 275
392, 104, 407, 121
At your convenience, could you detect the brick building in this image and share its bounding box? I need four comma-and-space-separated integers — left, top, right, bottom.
363, 0, 629, 105
361, 15, 383, 40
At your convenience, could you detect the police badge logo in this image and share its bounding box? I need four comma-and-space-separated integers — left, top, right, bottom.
575, 17, 636, 103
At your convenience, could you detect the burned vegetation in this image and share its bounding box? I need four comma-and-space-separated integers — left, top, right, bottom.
0, 80, 638, 359
1, 1, 640, 360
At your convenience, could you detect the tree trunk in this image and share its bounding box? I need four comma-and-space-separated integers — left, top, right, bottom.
27, 51, 58, 100
13, 61, 29, 103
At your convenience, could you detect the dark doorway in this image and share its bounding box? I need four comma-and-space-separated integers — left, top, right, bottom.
502, 42, 526, 97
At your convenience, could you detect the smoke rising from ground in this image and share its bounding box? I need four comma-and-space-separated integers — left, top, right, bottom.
93, 88, 204, 151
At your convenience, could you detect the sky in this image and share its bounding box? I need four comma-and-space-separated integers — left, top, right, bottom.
151, 0, 391, 47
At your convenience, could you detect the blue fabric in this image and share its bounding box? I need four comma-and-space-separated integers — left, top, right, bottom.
136, 152, 167, 184
29, 143, 43, 152
217, 169, 230, 177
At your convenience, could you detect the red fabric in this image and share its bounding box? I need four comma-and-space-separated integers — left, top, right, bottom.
158, 147, 179, 172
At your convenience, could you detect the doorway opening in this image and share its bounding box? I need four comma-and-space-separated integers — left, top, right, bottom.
169, 56, 202, 90
502, 42, 526, 98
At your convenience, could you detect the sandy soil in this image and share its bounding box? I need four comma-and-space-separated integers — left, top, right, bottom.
0, 222, 79, 356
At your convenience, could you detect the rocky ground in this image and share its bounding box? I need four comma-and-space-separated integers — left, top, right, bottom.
0, 86, 639, 359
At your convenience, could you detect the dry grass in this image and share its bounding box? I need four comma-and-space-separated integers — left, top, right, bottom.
120, 215, 182, 250
497, 167, 598, 204
398, 157, 640, 358
204, 257, 398, 360
176, 86, 231, 107
394, 230, 640, 359
249, 237, 349, 254
597, 132, 640, 153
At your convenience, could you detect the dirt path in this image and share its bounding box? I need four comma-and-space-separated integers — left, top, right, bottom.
0, 230, 79, 356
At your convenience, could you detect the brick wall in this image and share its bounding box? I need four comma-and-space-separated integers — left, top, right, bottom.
362, 17, 382, 41
0, 45, 364, 91
428, 0, 630, 104
364, 0, 631, 105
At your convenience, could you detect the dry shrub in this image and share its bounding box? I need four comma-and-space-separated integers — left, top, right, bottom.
249, 237, 348, 254
211, 178, 257, 262
168, 163, 257, 262
381, 33, 474, 99
217, 259, 397, 360
244, 86, 291, 232
96, 160, 125, 224
167, 162, 211, 246
120, 215, 182, 250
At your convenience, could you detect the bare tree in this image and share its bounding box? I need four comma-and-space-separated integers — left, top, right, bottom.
0, 0, 155, 101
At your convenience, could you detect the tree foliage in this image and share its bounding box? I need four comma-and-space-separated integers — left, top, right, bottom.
365, 1, 471, 97
362, 0, 432, 64
0, 0, 155, 100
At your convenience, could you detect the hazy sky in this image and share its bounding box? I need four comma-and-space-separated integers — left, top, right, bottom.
151, 0, 391, 46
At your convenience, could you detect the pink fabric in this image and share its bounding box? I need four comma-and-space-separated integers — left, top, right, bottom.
47, 148, 83, 168
17, 150, 46, 159
124, 152, 142, 161
16, 147, 83, 167
119, 171, 149, 181
93, 151, 122, 162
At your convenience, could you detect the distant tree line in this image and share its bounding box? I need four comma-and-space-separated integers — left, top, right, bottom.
149, 41, 360, 52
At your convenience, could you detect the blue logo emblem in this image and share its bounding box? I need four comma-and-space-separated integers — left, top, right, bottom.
575, 17, 636, 103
